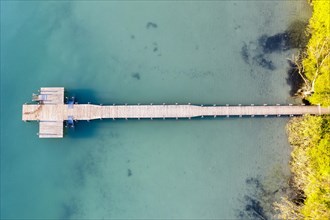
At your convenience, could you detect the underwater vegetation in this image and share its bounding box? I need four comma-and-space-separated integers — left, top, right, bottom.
240, 20, 309, 74
132, 72, 141, 80
146, 22, 158, 29
238, 174, 290, 220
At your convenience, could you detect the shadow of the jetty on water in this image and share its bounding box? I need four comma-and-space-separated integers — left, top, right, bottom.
65, 120, 100, 139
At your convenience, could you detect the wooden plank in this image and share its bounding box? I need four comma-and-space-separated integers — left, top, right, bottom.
22, 104, 64, 121
39, 87, 64, 104
23, 104, 330, 122
39, 121, 63, 138
22, 98, 330, 139
22, 87, 330, 138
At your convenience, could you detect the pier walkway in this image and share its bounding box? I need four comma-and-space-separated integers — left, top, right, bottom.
22, 87, 330, 138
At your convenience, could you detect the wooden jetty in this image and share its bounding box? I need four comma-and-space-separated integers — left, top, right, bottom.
22, 87, 330, 138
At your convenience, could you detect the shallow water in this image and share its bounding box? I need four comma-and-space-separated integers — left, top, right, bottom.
1, 1, 311, 219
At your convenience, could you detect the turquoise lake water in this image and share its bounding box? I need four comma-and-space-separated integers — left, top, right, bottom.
1, 1, 311, 219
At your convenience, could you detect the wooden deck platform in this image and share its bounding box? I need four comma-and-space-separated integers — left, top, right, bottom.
39, 121, 63, 138
25, 87, 65, 138
33, 87, 64, 104
22, 87, 330, 138
23, 103, 330, 120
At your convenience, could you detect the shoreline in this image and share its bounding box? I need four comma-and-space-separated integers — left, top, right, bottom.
277, 0, 330, 219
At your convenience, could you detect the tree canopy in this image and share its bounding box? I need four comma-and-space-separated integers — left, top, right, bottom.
276, 1, 330, 219
302, 0, 330, 106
